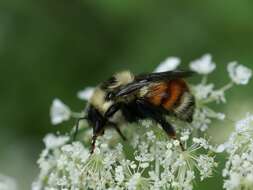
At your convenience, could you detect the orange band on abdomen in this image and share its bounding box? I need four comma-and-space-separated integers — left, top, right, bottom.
148, 82, 168, 106
162, 79, 187, 110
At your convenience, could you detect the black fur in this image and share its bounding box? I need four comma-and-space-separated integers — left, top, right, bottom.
104, 99, 176, 137
86, 105, 127, 153
87, 106, 106, 134
134, 99, 176, 137
100, 76, 117, 90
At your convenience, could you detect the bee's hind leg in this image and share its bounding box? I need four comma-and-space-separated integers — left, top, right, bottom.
135, 99, 185, 151
104, 103, 127, 141
107, 121, 127, 141
156, 118, 185, 151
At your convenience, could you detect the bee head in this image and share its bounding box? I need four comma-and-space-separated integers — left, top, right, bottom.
86, 105, 106, 135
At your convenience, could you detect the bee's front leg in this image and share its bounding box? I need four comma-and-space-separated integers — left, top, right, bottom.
90, 135, 97, 154
72, 116, 87, 141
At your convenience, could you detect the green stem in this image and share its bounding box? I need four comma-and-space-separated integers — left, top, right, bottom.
201, 75, 208, 85
71, 112, 84, 118
155, 141, 160, 179
200, 82, 234, 105
220, 82, 234, 91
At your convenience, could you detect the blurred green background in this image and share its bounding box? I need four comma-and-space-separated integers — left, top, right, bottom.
0, 0, 253, 189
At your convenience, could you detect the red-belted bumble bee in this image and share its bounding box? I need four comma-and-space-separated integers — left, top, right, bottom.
74, 70, 195, 153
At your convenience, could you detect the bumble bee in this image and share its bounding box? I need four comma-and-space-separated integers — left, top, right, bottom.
74, 70, 195, 153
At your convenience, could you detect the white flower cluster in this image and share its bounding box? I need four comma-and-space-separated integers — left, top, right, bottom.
188, 55, 251, 131
43, 133, 70, 149
0, 174, 17, 190
32, 127, 217, 190
222, 114, 253, 190
33, 54, 252, 190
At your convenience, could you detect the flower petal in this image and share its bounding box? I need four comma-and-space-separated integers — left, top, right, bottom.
50, 98, 71, 125
154, 57, 181, 72
43, 133, 69, 149
190, 54, 216, 75
227, 62, 252, 85
77, 87, 95, 101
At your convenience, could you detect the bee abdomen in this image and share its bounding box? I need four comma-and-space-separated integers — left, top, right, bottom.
146, 82, 168, 106
162, 79, 189, 110
162, 82, 184, 110
174, 92, 195, 121
146, 79, 188, 110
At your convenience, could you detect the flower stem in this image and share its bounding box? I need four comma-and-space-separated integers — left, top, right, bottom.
155, 142, 160, 178
201, 75, 208, 85
220, 82, 234, 91
71, 112, 84, 118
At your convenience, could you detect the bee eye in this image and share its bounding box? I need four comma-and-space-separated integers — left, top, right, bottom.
106, 92, 115, 100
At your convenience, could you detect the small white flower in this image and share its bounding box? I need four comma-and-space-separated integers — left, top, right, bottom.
222, 114, 253, 190
77, 87, 95, 101
192, 137, 210, 150
211, 90, 226, 104
50, 98, 71, 125
140, 162, 149, 169
193, 83, 214, 100
0, 174, 17, 190
173, 140, 180, 147
216, 113, 226, 120
127, 173, 149, 190
43, 134, 69, 149
154, 57, 181, 72
216, 143, 227, 153
190, 54, 216, 74
141, 120, 153, 128
115, 166, 124, 184
224, 172, 241, 190
130, 163, 137, 169
227, 61, 252, 85
197, 155, 217, 180
180, 130, 190, 142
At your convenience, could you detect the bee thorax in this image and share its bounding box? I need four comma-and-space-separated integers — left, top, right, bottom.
109, 110, 125, 124
89, 87, 114, 114
109, 71, 134, 89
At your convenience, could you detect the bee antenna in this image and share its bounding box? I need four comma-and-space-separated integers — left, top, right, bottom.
72, 116, 88, 141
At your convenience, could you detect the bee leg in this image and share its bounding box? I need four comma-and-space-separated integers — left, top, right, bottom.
114, 125, 127, 141
90, 135, 97, 154
104, 103, 122, 118
90, 120, 105, 154
104, 104, 128, 140
108, 122, 127, 141
136, 99, 185, 151
153, 118, 185, 151
72, 117, 87, 141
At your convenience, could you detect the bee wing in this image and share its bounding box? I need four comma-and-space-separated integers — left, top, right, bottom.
115, 80, 150, 97
136, 70, 195, 82
114, 70, 194, 98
